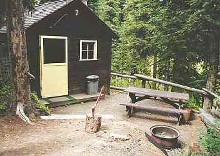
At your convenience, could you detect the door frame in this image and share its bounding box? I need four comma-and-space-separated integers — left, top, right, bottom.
39, 35, 68, 98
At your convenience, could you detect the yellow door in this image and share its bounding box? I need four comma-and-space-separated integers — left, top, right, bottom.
40, 36, 68, 98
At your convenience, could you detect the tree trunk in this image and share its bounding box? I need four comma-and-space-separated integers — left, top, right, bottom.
7, 0, 32, 123
203, 28, 219, 112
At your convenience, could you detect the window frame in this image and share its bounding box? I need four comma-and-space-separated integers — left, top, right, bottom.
79, 40, 98, 61
40, 35, 68, 65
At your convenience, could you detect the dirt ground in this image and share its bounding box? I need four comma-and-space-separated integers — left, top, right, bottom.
0, 91, 205, 156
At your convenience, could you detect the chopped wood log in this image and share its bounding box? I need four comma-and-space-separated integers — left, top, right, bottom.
182, 108, 192, 122
199, 108, 220, 134
85, 114, 102, 133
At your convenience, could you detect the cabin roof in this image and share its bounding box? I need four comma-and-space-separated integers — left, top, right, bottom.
0, 0, 116, 37
0, 0, 75, 33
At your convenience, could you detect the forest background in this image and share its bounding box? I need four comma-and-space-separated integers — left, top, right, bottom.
89, 0, 220, 107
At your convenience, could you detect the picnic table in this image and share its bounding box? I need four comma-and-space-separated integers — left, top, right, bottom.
120, 87, 190, 124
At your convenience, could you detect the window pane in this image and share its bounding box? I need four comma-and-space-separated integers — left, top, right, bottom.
82, 51, 87, 59
82, 42, 87, 50
88, 50, 94, 59
43, 38, 66, 64
88, 42, 95, 50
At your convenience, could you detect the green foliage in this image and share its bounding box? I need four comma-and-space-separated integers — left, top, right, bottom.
0, 102, 6, 110
91, 0, 220, 93
0, 76, 11, 112
31, 92, 51, 115
199, 126, 220, 156
111, 77, 143, 88
186, 94, 202, 110
0, 80, 11, 97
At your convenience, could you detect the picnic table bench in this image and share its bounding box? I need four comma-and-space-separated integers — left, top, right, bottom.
120, 87, 190, 124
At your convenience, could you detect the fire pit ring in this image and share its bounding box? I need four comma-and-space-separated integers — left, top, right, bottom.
150, 125, 180, 149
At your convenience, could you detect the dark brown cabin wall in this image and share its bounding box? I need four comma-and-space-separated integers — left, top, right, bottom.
68, 37, 112, 94
26, 32, 41, 95
24, 0, 113, 96
0, 34, 8, 58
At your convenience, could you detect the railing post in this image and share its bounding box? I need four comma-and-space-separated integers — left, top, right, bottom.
142, 79, 146, 88
203, 94, 213, 112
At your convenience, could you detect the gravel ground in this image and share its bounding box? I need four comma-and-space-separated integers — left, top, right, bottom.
0, 91, 205, 156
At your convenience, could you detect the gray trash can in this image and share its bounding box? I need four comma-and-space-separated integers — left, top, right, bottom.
86, 75, 99, 95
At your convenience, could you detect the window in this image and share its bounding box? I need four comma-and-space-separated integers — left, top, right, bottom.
40, 36, 67, 64
43, 38, 66, 64
80, 40, 97, 61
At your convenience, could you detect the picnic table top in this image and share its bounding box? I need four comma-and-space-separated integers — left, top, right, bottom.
124, 87, 189, 101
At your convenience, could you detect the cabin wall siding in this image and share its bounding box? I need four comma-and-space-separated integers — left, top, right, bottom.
0, 34, 10, 80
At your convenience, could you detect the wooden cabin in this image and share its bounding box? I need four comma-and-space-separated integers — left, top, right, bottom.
0, 0, 116, 98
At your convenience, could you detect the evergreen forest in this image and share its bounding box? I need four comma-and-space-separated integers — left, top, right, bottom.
89, 0, 220, 95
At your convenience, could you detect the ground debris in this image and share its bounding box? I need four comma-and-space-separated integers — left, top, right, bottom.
110, 133, 130, 141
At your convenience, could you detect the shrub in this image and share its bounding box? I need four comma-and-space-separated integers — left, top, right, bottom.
199, 126, 220, 156
0, 76, 12, 113
185, 94, 202, 110
31, 92, 51, 115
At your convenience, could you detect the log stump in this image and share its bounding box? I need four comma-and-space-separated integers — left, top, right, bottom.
182, 108, 192, 123
85, 114, 102, 133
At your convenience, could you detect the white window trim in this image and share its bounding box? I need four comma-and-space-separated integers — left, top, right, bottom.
40, 35, 68, 64
80, 40, 98, 61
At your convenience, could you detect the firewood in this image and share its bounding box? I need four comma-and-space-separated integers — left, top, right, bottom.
85, 114, 102, 133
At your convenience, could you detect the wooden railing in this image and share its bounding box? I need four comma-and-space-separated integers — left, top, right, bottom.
111, 72, 205, 93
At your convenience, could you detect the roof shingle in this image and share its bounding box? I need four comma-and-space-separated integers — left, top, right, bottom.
0, 0, 74, 33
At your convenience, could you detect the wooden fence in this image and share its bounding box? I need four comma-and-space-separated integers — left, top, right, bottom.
111, 72, 205, 93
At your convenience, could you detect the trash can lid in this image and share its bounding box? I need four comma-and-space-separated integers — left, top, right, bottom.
86, 75, 99, 80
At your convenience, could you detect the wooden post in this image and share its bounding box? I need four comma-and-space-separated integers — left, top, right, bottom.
203, 94, 213, 112
202, 88, 219, 112
142, 79, 146, 88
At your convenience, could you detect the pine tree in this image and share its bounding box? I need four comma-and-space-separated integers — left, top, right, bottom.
7, 0, 33, 122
